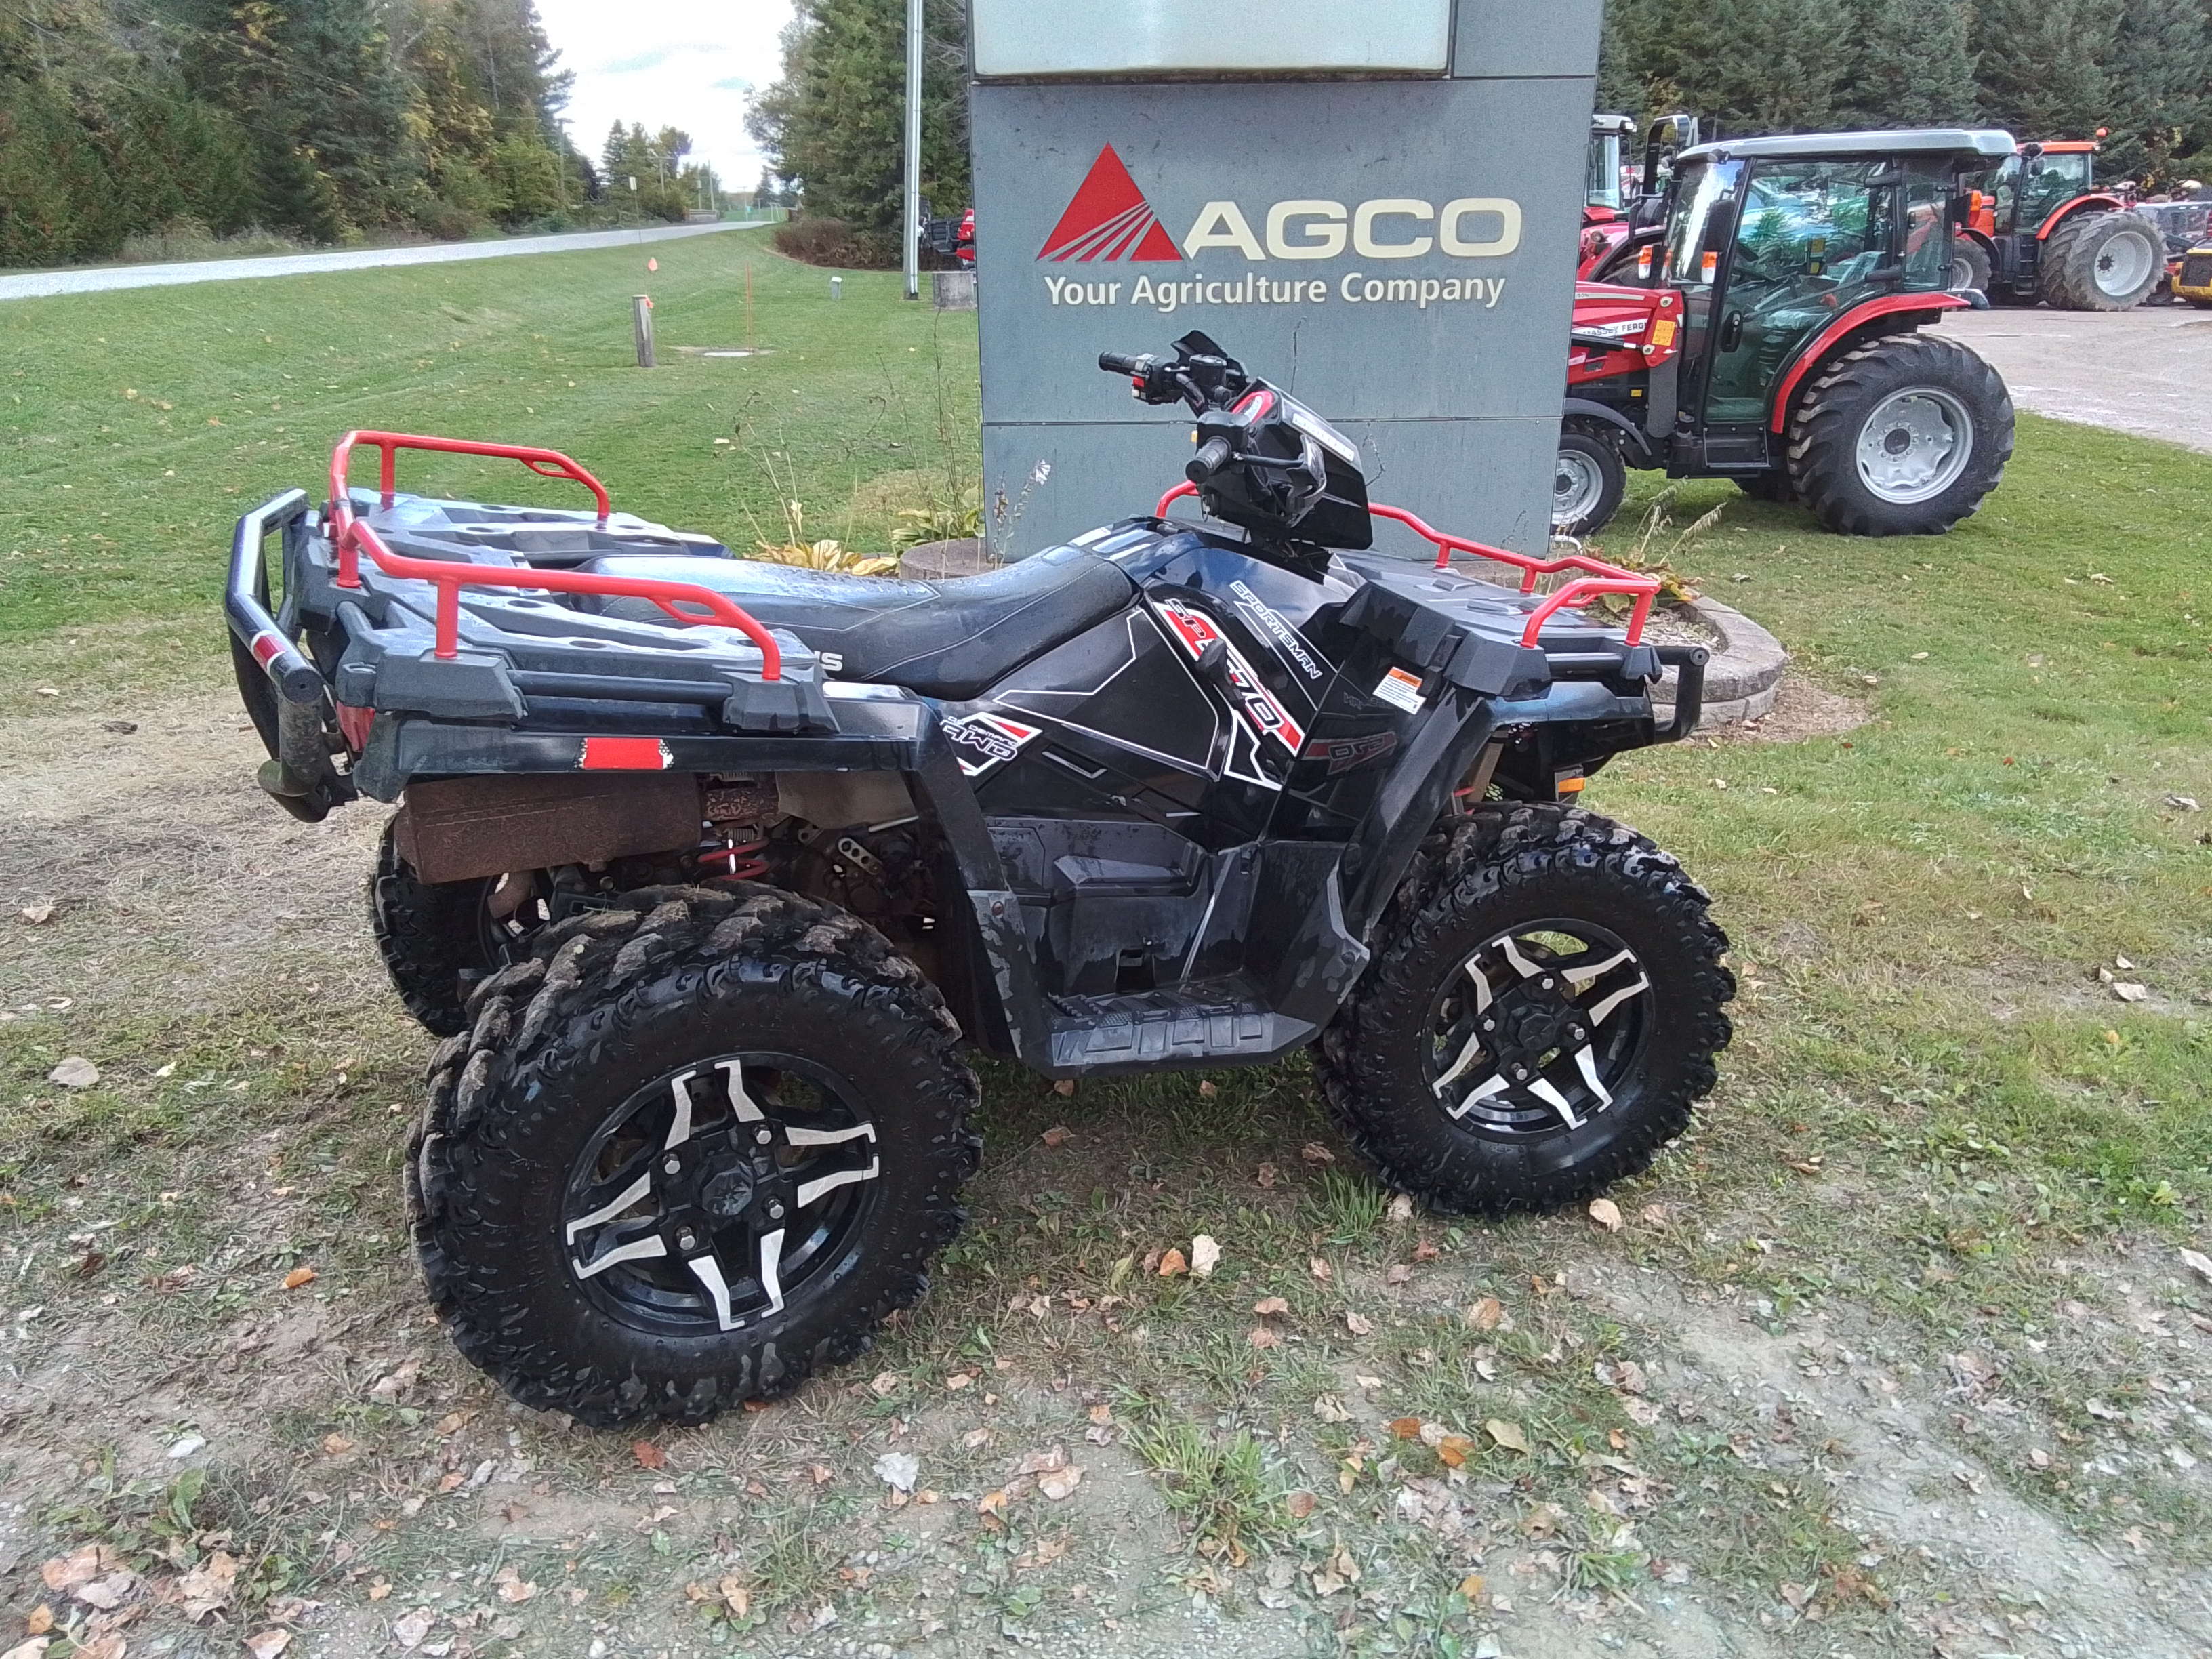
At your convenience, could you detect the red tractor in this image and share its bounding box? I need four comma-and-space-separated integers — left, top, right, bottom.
1949, 138, 2163, 310
1579, 113, 1698, 281
1555, 128, 2016, 540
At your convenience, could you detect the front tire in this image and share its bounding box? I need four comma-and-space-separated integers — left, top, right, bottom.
1786, 333, 2013, 537
1554, 425, 1627, 538
409, 885, 981, 1427
1315, 807, 1732, 1217
1946, 236, 1992, 295
2041, 211, 2163, 311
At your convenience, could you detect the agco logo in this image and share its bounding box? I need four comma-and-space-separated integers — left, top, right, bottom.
1039, 146, 1521, 314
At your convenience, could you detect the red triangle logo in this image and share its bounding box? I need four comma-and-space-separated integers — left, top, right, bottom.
1038, 146, 1182, 262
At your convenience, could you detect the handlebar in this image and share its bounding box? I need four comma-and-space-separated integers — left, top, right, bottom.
1187, 438, 1233, 483
1098, 351, 1143, 375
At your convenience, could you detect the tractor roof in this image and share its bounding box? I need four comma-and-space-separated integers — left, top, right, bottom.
1679, 129, 2015, 163
1591, 113, 1637, 135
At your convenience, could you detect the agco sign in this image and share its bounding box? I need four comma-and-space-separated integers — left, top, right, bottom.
1038, 146, 1521, 313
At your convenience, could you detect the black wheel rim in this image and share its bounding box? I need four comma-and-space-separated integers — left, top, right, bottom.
1423, 920, 1651, 1139
473, 873, 549, 965
562, 1053, 882, 1338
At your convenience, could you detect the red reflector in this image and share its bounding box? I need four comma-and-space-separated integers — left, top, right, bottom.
250, 630, 287, 669
580, 736, 673, 771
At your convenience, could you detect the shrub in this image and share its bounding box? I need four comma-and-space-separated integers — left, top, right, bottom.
771, 215, 895, 268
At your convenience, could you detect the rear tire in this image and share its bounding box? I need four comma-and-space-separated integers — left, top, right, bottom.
1553, 426, 1627, 538
370, 819, 541, 1037
1786, 333, 2013, 537
1946, 236, 1992, 295
2041, 211, 2163, 310
409, 885, 981, 1427
1314, 806, 1732, 1217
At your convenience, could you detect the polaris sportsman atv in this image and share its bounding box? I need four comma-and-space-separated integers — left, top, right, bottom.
226, 333, 1734, 1427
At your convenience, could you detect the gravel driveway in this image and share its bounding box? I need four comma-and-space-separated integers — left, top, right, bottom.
1937, 303, 2212, 455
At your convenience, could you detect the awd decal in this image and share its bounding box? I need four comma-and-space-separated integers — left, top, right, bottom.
943, 711, 1043, 777
1153, 598, 1307, 757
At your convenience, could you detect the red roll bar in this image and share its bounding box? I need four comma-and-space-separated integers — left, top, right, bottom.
337, 518, 783, 679
1153, 481, 1658, 648
329, 431, 613, 588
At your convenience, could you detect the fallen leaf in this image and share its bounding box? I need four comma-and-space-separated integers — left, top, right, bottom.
1252, 1296, 1290, 1317
871, 1370, 902, 1396
368, 1580, 392, 1601
281, 1266, 316, 1290
1485, 1419, 1530, 1454
321, 1434, 355, 1457
1344, 1310, 1374, 1337
41, 1548, 109, 1593
2179, 1248, 2212, 1286
1413, 1237, 1439, 1262
1387, 1416, 1422, 1440
1436, 1435, 1475, 1468
1037, 1465, 1082, 1500
369, 1359, 421, 1401
1588, 1197, 1624, 1233
1247, 1326, 1282, 1349
1286, 1489, 1317, 1519
1309, 1256, 1332, 1282
2165, 793, 2201, 813
807, 1462, 834, 1485
25, 1607, 53, 1635
391, 1610, 433, 1649
631, 1440, 667, 1471
19, 903, 54, 925
1158, 1248, 1188, 1278
1299, 1141, 1335, 1166
2111, 981, 2148, 1003
178, 1551, 238, 1620
1385, 1263, 1412, 1285
1387, 1194, 1414, 1223
1779, 1581, 1815, 1612
1466, 1296, 1504, 1330
1015, 1446, 1067, 1475
47, 1058, 99, 1090
1041, 1125, 1071, 1147
1313, 1394, 1351, 1423
245, 1629, 293, 1658
1190, 1235, 1221, 1277
1254, 1161, 1276, 1188
977, 1489, 1008, 1522
873, 1452, 919, 1493
1052, 1079, 1076, 1097
73, 1571, 134, 1610
1458, 1572, 1486, 1601
718, 1576, 751, 1618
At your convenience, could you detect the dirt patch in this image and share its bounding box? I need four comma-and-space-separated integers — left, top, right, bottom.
1708, 672, 1869, 745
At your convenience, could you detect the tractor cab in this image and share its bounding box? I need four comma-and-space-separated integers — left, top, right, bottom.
1580, 113, 1696, 280
1557, 129, 2018, 541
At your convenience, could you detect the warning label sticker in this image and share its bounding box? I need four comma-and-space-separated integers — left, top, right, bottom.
1372, 667, 1427, 714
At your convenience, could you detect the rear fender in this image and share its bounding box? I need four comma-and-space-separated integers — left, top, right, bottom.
2038, 194, 2129, 241
1768, 293, 1969, 433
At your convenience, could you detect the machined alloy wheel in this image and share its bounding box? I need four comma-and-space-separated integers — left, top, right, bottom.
1427, 922, 1650, 1135
564, 1054, 882, 1338
1315, 805, 1733, 1216
411, 884, 979, 1426
1853, 388, 1974, 506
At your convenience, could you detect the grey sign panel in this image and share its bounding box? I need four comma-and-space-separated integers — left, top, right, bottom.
971, 0, 1451, 77
1451, 0, 1605, 81
972, 75, 1593, 557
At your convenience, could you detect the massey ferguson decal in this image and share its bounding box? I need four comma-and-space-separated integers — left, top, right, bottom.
943, 711, 1044, 777
1038, 146, 1522, 315
1153, 598, 1307, 758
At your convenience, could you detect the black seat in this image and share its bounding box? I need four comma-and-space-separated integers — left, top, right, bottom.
574, 544, 1135, 701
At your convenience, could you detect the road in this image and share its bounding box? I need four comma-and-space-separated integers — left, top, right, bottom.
0, 220, 762, 303
1937, 304, 2211, 455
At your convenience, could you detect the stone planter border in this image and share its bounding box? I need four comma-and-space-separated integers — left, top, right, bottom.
1655, 596, 1788, 728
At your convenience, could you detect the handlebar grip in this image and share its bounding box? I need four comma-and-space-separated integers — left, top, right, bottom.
1097, 352, 1143, 375
1186, 438, 1233, 483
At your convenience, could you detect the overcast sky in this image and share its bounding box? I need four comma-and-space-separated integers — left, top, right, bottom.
535, 0, 796, 188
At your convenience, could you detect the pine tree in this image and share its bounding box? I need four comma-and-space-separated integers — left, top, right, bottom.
745, 0, 970, 262
1604, 0, 1858, 135
2102, 0, 2212, 181
1843, 0, 1978, 129
1968, 0, 2118, 141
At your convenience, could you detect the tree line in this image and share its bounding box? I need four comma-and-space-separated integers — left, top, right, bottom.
0, 0, 717, 268
746, 0, 2212, 269
1601, 0, 2210, 184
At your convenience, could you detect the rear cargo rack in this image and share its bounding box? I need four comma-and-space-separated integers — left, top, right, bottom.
323, 431, 783, 678
1155, 481, 1659, 647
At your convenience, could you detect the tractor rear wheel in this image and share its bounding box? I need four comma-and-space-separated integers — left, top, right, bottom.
2041, 211, 2163, 310
1553, 425, 1626, 538
1946, 237, 1992, 295
1786, 333, 2013, 537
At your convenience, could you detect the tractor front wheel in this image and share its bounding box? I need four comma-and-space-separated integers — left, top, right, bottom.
2041, 211, 2164, 310
1946, 236, 1992, 295
1553, 425, 1626, 538
1786, 333, 2013, 537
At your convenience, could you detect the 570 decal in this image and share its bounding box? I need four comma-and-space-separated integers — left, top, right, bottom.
1153, 598, 1307, 757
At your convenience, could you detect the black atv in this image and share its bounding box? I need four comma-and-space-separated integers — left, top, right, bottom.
227, 333, 1734, 1427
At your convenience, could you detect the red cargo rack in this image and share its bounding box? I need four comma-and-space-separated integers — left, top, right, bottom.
1155, 480, 1658, 648
324, 432, 781, 679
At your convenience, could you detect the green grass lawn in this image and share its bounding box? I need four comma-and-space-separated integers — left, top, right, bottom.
2, 240, 2209, 1653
